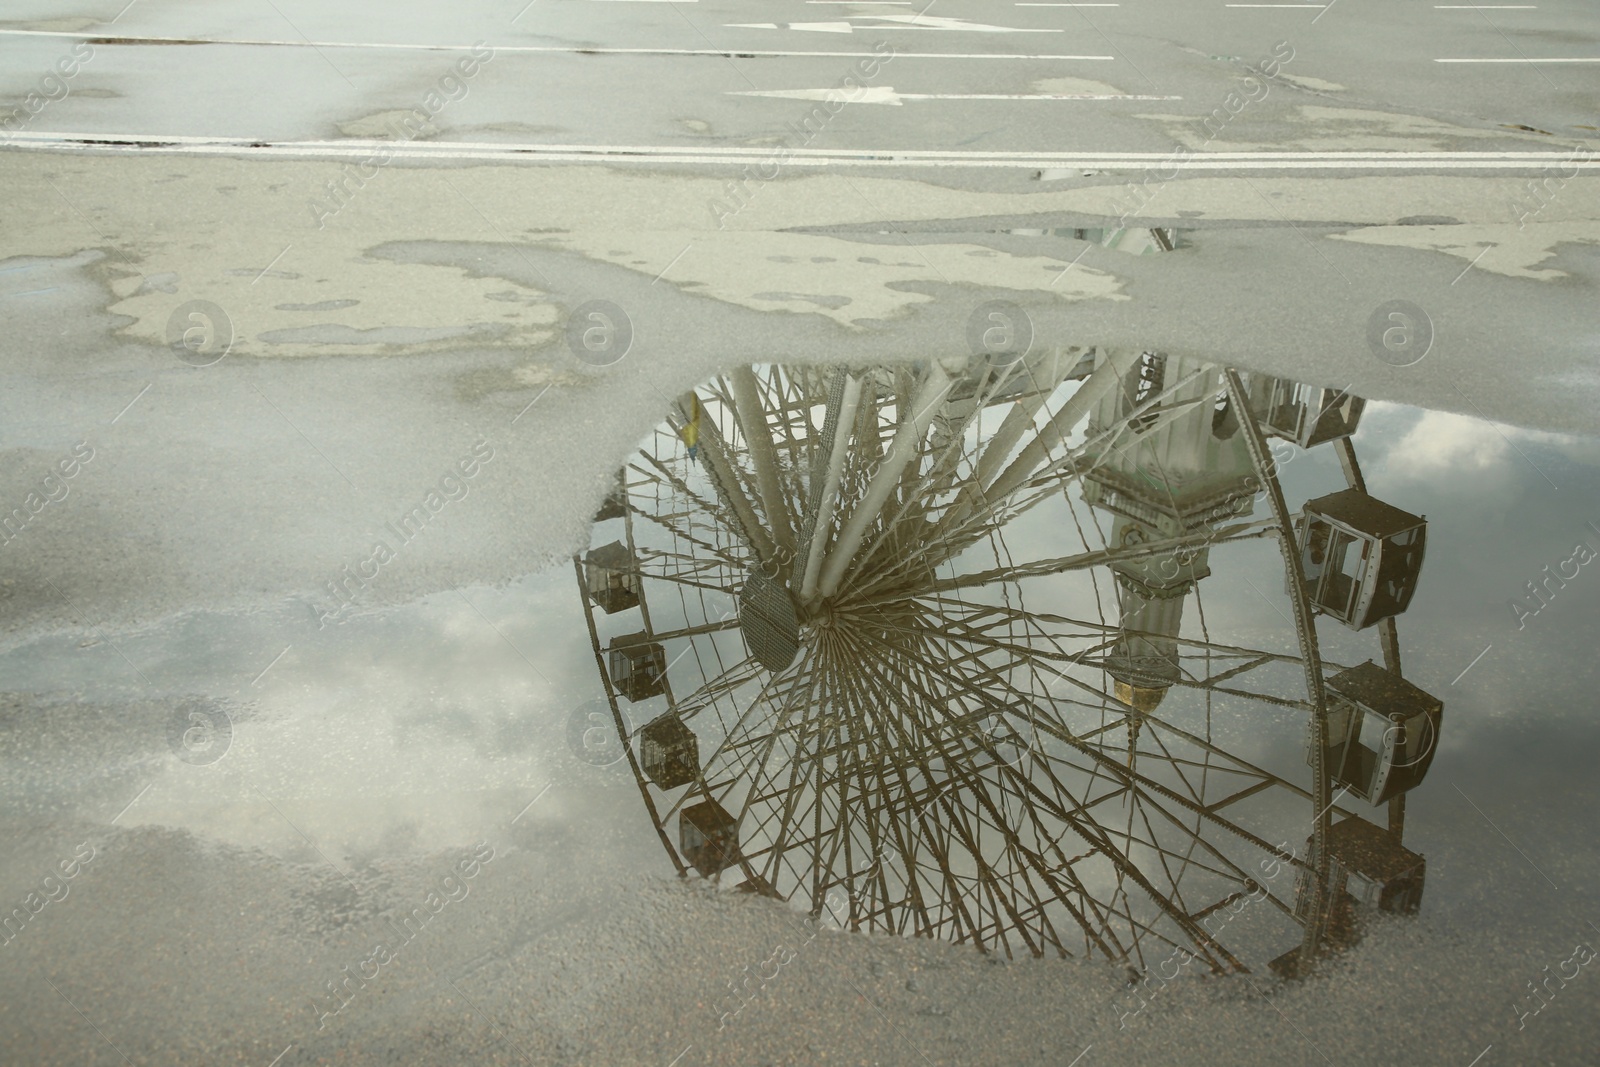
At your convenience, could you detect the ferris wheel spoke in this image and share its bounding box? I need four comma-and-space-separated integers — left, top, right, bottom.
1026, 712, 1306, 915
861, 625, 1175, 960
797, 367, 861, 602
815, 358, 963, 602
728, 367, 799, 575
679, 391, 779, 569
835, 628, 992, 946
870, 520, 1278, 605
628, 454, 727, 538
924, 356, 1208, 567
735, 654, 829, 887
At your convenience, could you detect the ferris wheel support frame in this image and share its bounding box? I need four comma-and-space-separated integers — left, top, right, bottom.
1224, 369, 1334, 969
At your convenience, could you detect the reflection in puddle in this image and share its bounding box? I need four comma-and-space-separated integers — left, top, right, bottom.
580, 347, 1441, 979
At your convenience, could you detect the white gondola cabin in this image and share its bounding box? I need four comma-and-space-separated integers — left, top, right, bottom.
584, 541, 640, 615
1252, 376, 1365, 448
1296, 489, 1426, 630
608, 631, 667, 702
1290, 817, 1426, 930
681, 799, 739, 876
1314, 660, 1443, 805
641, 715, 699, 789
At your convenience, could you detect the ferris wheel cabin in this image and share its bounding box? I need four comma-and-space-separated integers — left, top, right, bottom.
1251, 376, 1366, 449
584, 541, 641, 615
1295, 488, 1427, 630
680, 799, 740, 877
641, 714, 700, 790
1316, 660, 1443, 805
608, 631, 668, 702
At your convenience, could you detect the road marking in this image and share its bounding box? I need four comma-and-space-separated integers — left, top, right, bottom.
1437, 57, 1598, 61
729, 15, 1064, 32
0, 29, 1100, 58
1017, 2, 1118, 5
1224, 4, 1326, 6
9, 134, 1598, 171
1435, 4, 1535, 7
1466, 1046, 1493, 1067
732, 86, 1179, 103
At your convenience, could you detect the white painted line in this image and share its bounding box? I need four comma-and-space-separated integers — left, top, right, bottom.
1435, 5, 1536, 7
13, 132, 1599, 164
733, 86, 1178, 103
1437, 57, 1598, 62
808, 1, 913, 4
10, 137, 1599, 171
729, 18, 1062, 32
1466, 1046, 1493, 1067
265, 1045, 295, 1067
1017, 3, 1119, 5
1225, 4, 1325, 7
0, 28, 1103, 57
